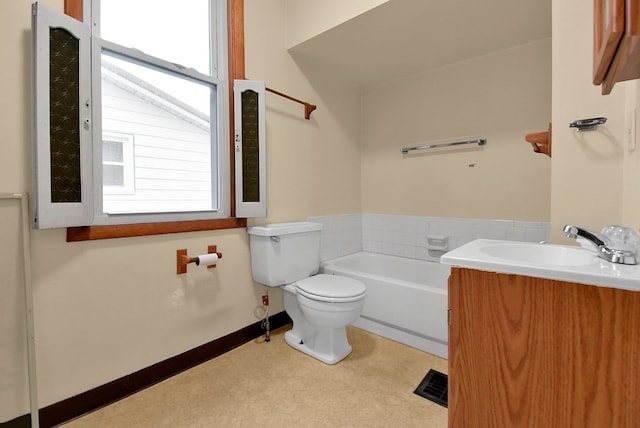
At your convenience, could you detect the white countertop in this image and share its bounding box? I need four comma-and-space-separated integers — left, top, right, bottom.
441, 239, 640, 292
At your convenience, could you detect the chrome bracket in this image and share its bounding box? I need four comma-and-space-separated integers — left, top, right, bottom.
569, 117, 607, 132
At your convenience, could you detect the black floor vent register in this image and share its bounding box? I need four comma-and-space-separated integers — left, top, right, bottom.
414, 369, 448, 408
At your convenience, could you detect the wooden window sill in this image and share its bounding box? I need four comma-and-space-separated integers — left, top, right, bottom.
66, 218, 247, 242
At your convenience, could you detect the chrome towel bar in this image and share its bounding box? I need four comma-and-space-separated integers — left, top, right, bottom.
401, 138, 486, 154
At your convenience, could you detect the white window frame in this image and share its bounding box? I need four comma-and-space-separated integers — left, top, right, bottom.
102, 132, 134, 196
32, 0, 232, 229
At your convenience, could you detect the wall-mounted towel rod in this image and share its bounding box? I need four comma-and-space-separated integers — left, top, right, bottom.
266, 86, 317, 120
401, 138, 486, 154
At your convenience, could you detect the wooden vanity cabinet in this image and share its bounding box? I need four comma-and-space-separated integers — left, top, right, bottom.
448, 267, 640, 427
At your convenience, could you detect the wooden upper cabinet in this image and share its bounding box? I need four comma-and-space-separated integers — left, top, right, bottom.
593, 0, 624, 85
594, 0, 640, 94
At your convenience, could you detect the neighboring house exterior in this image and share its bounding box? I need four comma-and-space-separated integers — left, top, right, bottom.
100, 61, 213, 214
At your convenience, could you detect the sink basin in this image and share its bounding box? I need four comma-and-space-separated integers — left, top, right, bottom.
479, 242, 598, 266
441, 239, 640, 291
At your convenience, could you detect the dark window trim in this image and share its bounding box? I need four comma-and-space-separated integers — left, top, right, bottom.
67, 218, 247, 241
63, 0, 246, 241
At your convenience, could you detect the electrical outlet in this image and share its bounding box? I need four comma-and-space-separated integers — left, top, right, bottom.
262, 295, 269, 306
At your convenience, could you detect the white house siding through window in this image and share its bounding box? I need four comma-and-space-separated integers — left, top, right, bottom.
100, 58, 213, 214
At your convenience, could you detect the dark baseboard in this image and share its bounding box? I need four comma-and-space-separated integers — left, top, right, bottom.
1, 311, 290, 428
0, 415, 30, 428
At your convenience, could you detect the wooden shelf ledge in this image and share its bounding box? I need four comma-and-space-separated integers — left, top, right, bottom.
525, 122, 552, 157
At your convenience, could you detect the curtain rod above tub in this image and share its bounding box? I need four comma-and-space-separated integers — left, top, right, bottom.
401, 138, 487, 154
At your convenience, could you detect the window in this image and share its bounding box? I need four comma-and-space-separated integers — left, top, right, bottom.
32, 0, 243, 229
102, 132, 134, 198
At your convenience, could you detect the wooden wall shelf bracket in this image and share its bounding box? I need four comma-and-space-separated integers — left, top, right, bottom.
525, 122, 552, 157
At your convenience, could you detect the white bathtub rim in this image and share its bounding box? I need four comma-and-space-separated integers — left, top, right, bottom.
320, 251, 449, 294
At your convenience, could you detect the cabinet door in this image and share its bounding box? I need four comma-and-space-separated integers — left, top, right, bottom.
597, 0, 640, 93
448, 268, 556, 427
593, 0, 624, 85
448, 267, 640, 427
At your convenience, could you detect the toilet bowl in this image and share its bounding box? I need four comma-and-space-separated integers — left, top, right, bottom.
282, 275, 366, 364
247, 222, 367, 364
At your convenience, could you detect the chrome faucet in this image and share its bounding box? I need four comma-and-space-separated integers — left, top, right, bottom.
563, 224, 638, 265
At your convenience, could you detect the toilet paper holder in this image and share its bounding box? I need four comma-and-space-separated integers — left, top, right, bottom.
177, 245, 223, 274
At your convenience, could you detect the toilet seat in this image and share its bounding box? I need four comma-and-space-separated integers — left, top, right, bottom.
296, 274, 366, 303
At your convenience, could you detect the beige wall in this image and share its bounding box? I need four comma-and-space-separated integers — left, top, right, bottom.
245, 0, 362, 223
1, 0, 361, 421
622, 80, 640, 227
550, 0, 630, 243
361, 39, 552, 221
1, 1, 48, 420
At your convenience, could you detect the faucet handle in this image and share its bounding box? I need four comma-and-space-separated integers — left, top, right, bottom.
601, 225, 640, 252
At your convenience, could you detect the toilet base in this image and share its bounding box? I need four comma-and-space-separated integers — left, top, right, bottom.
284, 328, 352, 365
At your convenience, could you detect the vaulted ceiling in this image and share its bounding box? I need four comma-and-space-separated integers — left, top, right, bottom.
288, 0, 552, 88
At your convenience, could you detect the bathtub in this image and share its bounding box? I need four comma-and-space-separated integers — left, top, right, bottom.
319, 251, 450, 358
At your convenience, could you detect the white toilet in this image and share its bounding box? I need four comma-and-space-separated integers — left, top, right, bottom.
248, 222, 366, 364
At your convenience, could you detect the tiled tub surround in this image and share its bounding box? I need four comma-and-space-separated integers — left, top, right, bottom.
308, 213, 550, 262
307, 214, 363, 261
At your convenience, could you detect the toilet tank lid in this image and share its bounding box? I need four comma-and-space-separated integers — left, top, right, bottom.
247, 222, 322, 237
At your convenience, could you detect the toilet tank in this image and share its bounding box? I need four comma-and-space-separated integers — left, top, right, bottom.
247, 222, 322, 287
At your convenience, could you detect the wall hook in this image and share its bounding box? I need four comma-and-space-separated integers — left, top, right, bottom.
569, 117, 607, 132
